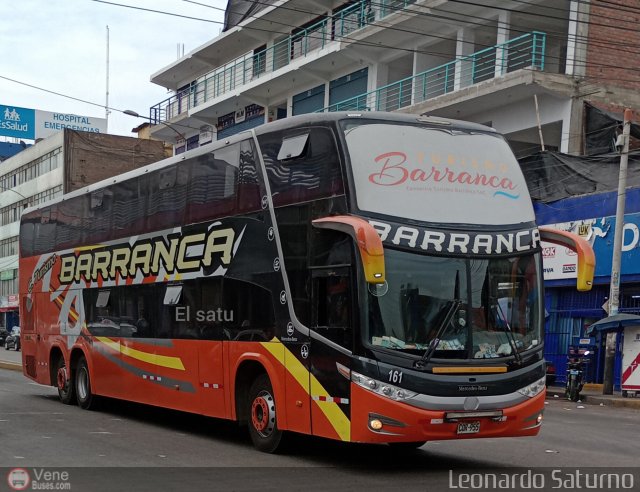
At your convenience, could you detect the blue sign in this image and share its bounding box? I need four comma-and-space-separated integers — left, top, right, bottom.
591, 213, 640, 277
0, 104, 35, 139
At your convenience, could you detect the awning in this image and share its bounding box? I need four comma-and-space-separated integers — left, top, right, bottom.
585, 313, 640, 335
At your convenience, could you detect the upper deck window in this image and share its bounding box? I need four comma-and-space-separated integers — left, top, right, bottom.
259, 127, 344, 207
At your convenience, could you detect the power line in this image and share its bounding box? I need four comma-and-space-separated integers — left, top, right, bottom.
5, 1, 639, 135
0, 75, 205, 134
89, 0, 640, 78
90, 0, 223, 24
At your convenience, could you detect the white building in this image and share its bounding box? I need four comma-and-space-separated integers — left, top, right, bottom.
147, 0, 640, 156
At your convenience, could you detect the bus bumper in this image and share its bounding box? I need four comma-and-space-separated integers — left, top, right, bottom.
350, 384, 545, 443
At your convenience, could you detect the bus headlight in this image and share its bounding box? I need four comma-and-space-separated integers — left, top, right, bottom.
517, 376, 546, 398
351, 370, 417, 401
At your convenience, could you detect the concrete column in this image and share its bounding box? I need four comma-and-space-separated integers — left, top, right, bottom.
454, 27, 476, 90
565, 97, 585, 154
495, 10, 511, 77
566, 1, 590, 76
372, 62, 389, 111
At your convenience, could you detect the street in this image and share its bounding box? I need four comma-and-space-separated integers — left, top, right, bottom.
1, 368, 638, 491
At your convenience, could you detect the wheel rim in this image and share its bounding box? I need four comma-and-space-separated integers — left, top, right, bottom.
77, 366, 89, 401
251, 390, 275, 438
57, 365, 68, 392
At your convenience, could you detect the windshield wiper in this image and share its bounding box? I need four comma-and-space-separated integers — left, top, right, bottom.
415, 299, 462, 369
492, 299, 523, 366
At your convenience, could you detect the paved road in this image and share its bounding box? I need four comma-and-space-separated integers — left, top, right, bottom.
0, 347, 20, 364
1, 368, 638, 491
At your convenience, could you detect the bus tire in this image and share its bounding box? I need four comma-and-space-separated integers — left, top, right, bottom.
247, 374, 283, 453
568, 378, 579, 402
55, 356, 76, 405
75, 356, 97, 410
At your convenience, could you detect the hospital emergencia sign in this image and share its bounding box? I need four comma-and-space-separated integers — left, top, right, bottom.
0, 104, 107, 140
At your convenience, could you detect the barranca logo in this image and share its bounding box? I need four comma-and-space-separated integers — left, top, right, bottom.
367, 151, 520, 199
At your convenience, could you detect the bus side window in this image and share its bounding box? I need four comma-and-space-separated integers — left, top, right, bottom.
88, 189, 113, 244
185, 146, 239, 224
312, 268, 353, 351
112, 178, 146, 238
237, 139, 262, 214
148, 165, 188, 230
259, 127, 344, 207
222, 278, 275, 342
56, 195, 88, 251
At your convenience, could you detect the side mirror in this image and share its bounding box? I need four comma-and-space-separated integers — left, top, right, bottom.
312, 216, 385, 284
539, 226, 595, 292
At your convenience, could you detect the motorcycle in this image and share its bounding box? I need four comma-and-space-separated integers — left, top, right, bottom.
565, 350, 590, 402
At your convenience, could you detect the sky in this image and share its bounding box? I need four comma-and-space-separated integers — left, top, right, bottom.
1, 0, 228, 138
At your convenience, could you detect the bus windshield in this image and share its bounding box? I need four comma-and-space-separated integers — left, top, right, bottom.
342, 120, 535, 226
366, 248, 543, 360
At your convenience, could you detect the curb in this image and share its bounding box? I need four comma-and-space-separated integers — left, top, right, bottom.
546, 387, 640, 409
585, 395, 640, 410
0, 360, 22, 372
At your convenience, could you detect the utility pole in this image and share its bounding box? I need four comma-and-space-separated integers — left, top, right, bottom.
106, 25, 111, 131
603, 108, 632, 395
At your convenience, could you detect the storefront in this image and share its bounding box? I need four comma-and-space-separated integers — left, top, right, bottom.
537, 188, 640, 389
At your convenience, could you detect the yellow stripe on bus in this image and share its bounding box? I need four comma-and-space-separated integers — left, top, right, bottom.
95, 336, 186, 371
432, 366, 507, 374
261, 338, 350, 442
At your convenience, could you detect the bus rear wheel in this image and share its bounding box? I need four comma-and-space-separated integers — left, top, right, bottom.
55, 356, 75, 405
247, 374, 283, 453
75, 356, 97, 410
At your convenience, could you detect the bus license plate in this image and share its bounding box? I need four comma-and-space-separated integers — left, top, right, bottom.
457, 421, 480, 434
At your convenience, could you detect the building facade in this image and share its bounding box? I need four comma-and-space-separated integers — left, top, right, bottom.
146, 0, 640, 156
535, 186, 640, 389
0, 130, 166, 328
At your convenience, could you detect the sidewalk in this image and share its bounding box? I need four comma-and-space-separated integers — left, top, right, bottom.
546, 384, 640, 410
0, 347, 22, 372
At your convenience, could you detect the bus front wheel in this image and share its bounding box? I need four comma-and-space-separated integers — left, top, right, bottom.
55, 356, 76, 405
75, 356, 97, 410
247, 374, 283, 453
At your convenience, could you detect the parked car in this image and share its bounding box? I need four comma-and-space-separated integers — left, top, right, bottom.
4, 326, 20, 351
0, 327, 8, 346
545, 359, 557, 386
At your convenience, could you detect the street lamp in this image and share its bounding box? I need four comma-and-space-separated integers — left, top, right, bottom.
122, 110, 186, 140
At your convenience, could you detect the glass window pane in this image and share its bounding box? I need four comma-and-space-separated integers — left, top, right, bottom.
164, 284, 183, 305
277, 133, 309, 160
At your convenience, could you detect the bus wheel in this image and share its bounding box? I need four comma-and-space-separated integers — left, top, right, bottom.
75, 356, 96, 410
55, 357, 76, 405
248, 374, 283, 453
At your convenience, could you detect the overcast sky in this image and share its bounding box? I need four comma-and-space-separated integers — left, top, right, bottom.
1, 0, 227, 138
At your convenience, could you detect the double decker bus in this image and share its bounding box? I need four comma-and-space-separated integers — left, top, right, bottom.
19, 112, 594, 452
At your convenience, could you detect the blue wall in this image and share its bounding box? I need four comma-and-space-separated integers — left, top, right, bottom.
536, 189, 640, 390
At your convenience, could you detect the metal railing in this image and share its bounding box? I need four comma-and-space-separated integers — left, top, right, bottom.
317, 31, 546, 113
149, 0, 418, 124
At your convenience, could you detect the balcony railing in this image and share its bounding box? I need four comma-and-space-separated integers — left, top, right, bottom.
149, 0, 418, 124
317, 31, 546, 113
